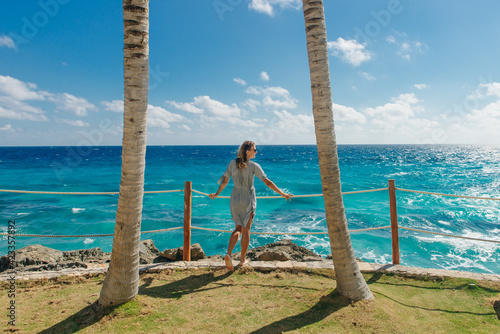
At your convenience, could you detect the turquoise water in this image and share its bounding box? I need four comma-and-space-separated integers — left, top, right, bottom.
0, 145, 499, 274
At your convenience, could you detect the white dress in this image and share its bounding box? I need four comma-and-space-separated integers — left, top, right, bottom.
220, 160, 267, 228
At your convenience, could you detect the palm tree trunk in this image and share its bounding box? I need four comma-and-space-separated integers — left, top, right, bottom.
99, 0, 149, 307
302, 0, 373, 301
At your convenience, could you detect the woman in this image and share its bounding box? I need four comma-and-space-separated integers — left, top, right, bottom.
209, 141, 292, 270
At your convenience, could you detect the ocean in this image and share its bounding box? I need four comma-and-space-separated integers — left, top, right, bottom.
0, 145, 499, 274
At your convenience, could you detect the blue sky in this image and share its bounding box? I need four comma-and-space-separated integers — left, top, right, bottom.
1, 0, 500, 146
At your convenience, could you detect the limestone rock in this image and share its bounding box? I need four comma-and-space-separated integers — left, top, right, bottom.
246, 239, 322, 262
63, 247, 109, 263
159, 248, 179, 261
139, 239, 160, 264
159, 243, 205, 261
256, 250, 291, 261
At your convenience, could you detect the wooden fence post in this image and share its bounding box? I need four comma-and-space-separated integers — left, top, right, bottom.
183, 181, 192, 261
388, 179, 400, 265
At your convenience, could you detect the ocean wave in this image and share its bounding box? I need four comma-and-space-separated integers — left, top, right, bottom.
438, 253, 494, 273
360, 249, 391, 264
72, 208, 85, 213
437, 220, 451, 226
83, 238, 95, 245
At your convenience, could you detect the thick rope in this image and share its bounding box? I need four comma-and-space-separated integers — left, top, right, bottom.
0, 189, 184, 195
343, 188, 389, 195
399, 226, 500, 244
396, 188, 500, 201
0, 187, 388, 198
192, 187, 388, 199
191, 225, 391, 235
0, 226, 183, 238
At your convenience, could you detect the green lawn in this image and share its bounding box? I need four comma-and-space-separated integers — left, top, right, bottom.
2, 268, 499, 333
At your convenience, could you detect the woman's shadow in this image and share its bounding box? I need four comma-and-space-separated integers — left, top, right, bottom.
139, 270, 234, 299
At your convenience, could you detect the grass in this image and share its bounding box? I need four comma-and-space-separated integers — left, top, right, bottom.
1, 268, 499, 333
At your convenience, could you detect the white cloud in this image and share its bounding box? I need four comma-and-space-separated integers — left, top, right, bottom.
273, 110, 314, 133
438, 82, 500, 144
358, 71, 376, 81
198, 113, 261, 129
0, 124, 13, 131
147, 105, 185, 128
386, 35, 396, 44
245, 86, 298, 109
50, 93, 97, 116
332, 103, 367, 124
461, 82, 500, 124
165, 100, 204, 114
0, 75, 100, 123
0, 35, 15, 49
386, 31, 428, 60
0, 106, 48, 121
414, 84, 429, 90
248, 0, 301, 16
363, 93, 425, 130
0, 96, 46, 115
233, 78, 247, 86
57, 118, 90, 127
179, 124, 191, 131
241, 99, 261, 112
226, 117, 261, 127
476, 82, 500, 98
0, 76, 49, 121
101, 100, 124, 113
327, 38, 372, 67
260, 71, 270, 81
193, 95, 241, 117
167, 95, 262, 129
0, 75, 47, 101
262, 96, 297, 109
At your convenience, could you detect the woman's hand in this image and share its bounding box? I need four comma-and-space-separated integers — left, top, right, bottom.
208, 193, 218, 200
283, 193, 293, 201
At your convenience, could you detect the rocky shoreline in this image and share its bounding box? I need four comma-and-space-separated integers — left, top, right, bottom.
0, 239, 330, 274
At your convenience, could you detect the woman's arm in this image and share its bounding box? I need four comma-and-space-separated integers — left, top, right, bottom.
208, 176, 230, 199
263, 178, 293, 200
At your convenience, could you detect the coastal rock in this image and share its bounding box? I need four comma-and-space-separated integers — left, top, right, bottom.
0, 240, 166, 272
256, 250, 291, 261
159, 243, 206, 261
159, 248, 179, 261
63, 247, 109, 263
246, 239, 323, 262
140, 239, 160, 264
0, 244, 65, 272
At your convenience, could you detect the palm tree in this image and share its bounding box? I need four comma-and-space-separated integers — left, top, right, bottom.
99, 0, 150, 307
302, 0, 373, 300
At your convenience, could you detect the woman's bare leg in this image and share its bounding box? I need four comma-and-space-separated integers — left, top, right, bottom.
239, 213, 254, 266
225, 225, 242, 271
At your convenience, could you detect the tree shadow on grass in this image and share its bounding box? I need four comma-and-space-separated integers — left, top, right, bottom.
372, 291, 496, 316
493, 301, 500, 320
38, 270, 233, 333
39, 301, 113, 334
139, 270, 234, 299
250, 289, 350, 334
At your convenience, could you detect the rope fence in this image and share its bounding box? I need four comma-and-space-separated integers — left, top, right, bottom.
0, 189, 185, 195
2, 180, 499, 263
191, 225, 392, 235
0, 227, 184, 238
399, 227, 500, 244
396, 188, 500, 201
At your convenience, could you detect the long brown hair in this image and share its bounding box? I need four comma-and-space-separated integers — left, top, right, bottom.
236, 141, 255, 170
